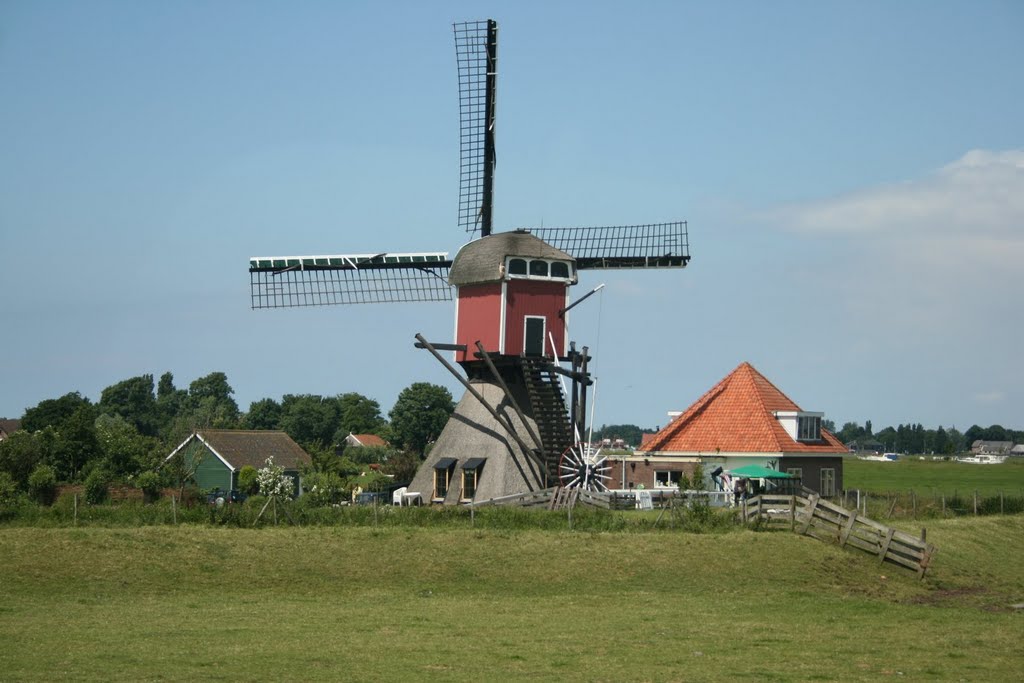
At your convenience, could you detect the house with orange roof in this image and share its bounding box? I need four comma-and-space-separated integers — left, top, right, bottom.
344, 433, 388, 448
619, 362, 848, 496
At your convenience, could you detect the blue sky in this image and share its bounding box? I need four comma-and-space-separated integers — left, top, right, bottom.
2, 1, 1021, 433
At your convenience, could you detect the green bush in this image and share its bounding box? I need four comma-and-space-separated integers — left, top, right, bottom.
84, 469, 110, 505
137, 471, 161, 503
238, 465, 259, 495
0, 471, 19, 507
27, 465, 58, 506
304, 471, 344, 507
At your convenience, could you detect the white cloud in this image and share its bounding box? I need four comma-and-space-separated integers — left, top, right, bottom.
772, 149, 1024, 245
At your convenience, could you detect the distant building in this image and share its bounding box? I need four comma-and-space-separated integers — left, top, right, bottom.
971, 440, 1014, 455
344, 433, 388, 448
165, 430, 312, 495
0, 419, 21, 441
628, 362, 848, 496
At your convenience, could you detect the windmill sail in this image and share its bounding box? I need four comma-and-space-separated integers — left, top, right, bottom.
454, 19, 498, 237
530, 222, 690, 269
249, 252, 452, 308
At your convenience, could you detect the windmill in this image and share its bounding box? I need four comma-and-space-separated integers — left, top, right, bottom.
248, 20, 690, 503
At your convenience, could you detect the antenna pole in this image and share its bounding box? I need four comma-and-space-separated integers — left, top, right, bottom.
481, 19, 497, 237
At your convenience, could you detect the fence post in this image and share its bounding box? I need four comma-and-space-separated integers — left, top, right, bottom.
1000, 491, 1004, 515
73, 494, 78, 526
790, 496, 796, 532
912, 490, 916, 518
941, 494, 945, 516
973, 490, 978, 516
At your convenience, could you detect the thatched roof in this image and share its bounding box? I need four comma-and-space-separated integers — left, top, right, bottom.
449, 231, 574, 286
408, 380, 547, 502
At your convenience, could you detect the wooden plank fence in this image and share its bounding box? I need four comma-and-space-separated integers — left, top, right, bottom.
743, 494, 937, 578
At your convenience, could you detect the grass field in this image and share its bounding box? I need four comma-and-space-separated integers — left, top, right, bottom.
845, 457, 1024, 496
2, 515, 1022, 681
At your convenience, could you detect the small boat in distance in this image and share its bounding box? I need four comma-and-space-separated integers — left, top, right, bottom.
956, 454, 1007, 464
858, 453, 899, 462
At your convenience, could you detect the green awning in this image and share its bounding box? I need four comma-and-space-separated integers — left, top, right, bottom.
727, 465, 794, 479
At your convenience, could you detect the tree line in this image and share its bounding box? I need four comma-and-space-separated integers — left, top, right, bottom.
834, 420, 1021, 454
0, 371, 454, 497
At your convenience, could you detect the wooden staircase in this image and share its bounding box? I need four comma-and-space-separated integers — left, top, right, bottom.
521, 357, 575, 485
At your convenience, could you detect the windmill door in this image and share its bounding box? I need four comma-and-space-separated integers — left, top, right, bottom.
524, 316, 545, 356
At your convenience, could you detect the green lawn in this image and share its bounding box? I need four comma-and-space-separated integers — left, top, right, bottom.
2, 516, 1022, 681
845, 456, 1024, 496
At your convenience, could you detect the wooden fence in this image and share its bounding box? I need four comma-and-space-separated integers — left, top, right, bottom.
743, 494, 937, 578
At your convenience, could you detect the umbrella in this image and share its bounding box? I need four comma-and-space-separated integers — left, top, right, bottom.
726, 464, 794, 479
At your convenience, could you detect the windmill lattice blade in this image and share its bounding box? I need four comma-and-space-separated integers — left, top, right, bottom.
454, 20, 497, 236
249, 253, 452, 308
529, 222, 690, 269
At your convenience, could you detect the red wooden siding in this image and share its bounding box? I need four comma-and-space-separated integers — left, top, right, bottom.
504, 279, 568, 357
455, 282, 503, 362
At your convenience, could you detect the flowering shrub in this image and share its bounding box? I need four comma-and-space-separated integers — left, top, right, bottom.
304, 471, 343, 507
256, 457, 293, 498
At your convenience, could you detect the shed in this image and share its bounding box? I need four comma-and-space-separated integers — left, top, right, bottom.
165, 430, 312, 496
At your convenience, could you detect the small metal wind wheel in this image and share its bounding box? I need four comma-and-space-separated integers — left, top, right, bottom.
558, 442, 612, 492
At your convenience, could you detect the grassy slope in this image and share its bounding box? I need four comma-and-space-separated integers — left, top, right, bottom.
845, 457, 1024, 496
1, 517, 1022, 681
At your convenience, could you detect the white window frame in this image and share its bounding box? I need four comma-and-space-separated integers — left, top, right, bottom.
505, 257, 575, 283
654, 470, 682, 489
820, 468, 836, 497
523, 316, 546, 356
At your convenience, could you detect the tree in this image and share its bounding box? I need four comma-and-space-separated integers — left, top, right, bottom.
388, 383, 454, 455
50, 404, 101, 482
156, 372, 187, 434
382, 450, 420, 483
279, 395, 340, 447
0, 430, 45, 489
244, 398, 283, 430
336, 393, 386, 436
185, 372, 240, 428
22, 392, 94, 432
94, 414, 160, 478
99, 375, 159, 436
590, 424, 653, 447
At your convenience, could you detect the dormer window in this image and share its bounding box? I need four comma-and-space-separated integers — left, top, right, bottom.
797, 415, 822, 441
774, 410, 824, 442
505, 257, 575, 282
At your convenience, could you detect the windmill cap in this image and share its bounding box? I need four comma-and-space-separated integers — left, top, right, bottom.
448, 231, 575, 286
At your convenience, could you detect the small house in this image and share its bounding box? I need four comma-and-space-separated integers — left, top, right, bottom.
627, 362, 849, 496
0, 419, 21, 441
344, 433, 388, 448
165, 429, 312, 495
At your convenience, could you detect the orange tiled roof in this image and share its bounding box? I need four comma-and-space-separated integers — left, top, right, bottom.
639, 362, 847, 455
350, 433, 387, 447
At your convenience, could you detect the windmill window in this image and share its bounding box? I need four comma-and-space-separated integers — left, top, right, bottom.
460, 458, 486, 501
508, 258, 528, 275
432, 458, 457, 501
550, 262, 569, 278
529, 260, 549, 276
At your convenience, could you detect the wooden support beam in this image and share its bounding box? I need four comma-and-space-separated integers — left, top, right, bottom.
799, 494, 820, 535
415, 334, 545, 475
475, 342, 545, 453
878, 528, 896, 565
840, 510, 858, 547
414, 341, 467, 352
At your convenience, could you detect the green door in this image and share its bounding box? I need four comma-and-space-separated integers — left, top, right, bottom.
524, 317, 545, 356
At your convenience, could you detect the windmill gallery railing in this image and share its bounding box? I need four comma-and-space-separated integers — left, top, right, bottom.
742, 494, 937, 578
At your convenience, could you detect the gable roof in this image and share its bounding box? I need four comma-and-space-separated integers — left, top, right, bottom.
347, 433, 387, 448
638, 362, 847, 455
0, 419, 21, 436
169, 430, 312, 471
